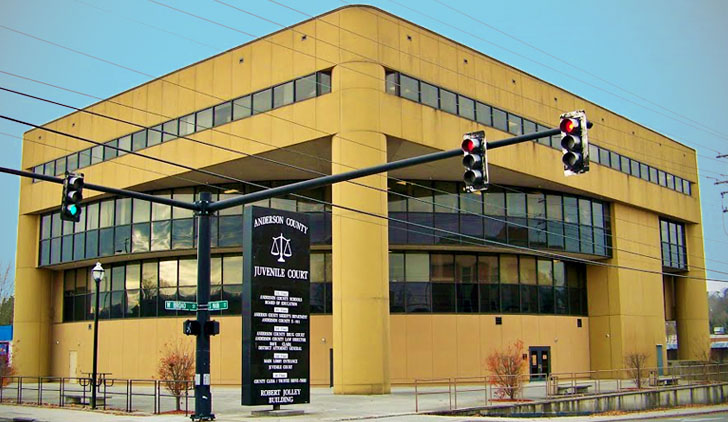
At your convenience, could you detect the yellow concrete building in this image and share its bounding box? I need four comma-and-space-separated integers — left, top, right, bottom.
14, 5, 708, 393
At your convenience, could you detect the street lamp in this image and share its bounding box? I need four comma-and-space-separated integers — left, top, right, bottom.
91, 262, 104, 410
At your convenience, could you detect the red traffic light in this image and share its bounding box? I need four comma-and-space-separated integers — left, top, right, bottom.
461, 137, 482, 153
560, 118, 579, 134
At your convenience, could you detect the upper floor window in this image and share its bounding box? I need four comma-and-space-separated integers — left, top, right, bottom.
660, 218, 687, 270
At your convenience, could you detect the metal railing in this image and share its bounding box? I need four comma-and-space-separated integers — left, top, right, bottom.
413, 363, 728, 413
0, 375, 193, 414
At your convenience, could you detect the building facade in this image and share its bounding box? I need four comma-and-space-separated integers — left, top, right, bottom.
15, 6, 708, 394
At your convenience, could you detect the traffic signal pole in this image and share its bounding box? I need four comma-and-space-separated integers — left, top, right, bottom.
0, 122, 575, 421
194, 191, 213, 419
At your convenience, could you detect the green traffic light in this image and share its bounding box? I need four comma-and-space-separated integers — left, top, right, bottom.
67, 204, 79, 216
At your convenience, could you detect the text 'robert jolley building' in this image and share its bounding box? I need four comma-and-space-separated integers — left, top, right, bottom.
14, 5, 708, 393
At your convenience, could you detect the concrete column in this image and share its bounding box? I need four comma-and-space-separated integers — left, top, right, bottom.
331, 61, 391, 394
676, 223, 710, 360
13, 214, 53, 376
587, 203, 667, 373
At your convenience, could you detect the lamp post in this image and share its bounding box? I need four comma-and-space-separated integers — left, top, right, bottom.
91, 262, 104, 410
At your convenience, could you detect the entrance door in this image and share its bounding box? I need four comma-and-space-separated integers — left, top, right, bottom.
529, 346, 550, 381
69, 351, 78, 383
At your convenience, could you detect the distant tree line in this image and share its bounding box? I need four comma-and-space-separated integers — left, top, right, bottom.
709, 289, 728, 332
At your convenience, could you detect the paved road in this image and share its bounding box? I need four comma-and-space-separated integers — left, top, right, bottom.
627, 412, 728, 421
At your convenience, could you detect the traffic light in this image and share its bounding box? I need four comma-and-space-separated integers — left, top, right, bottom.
559, 110, 589, 175
204, 320, 220, 336
60, 173, 84, 222
183, 319, 200, 336
461, 130, 488, 192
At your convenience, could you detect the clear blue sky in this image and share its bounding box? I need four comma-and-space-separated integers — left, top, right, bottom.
0, 0, 727, 291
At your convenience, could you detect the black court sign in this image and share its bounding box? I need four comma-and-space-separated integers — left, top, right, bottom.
242, 206, 310, 406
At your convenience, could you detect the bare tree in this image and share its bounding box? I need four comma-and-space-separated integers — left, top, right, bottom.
0, 263, 13, 325
486, 340, 527, 400
624, 351, 649, 389
157, 340, 195, 411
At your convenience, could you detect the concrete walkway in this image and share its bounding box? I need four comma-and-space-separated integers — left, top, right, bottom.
0, 386, 727, 421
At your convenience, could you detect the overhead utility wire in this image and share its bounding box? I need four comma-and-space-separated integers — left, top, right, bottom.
6, 107, 728, 281
429, 0, 728, 142
261, 0, 725, 168
142, 0, 715, 175
0, 15, 713, 184
9, 86, 725, 274
1, 13, 720, 262
381, 0, 728, 151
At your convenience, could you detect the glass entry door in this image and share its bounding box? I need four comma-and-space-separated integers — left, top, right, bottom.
529, 346, 551, 381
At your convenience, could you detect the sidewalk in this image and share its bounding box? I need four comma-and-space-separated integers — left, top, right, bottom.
0, 386, 727, 422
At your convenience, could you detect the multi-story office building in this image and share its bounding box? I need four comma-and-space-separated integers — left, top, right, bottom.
14, 5, 708, 393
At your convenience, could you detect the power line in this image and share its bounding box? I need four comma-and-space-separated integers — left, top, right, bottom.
7, 109, 728, 284
2, 9, 723, 275
261, 0, 726, 170
0, 15, 715, 182
9, 83, 728, 275
393, 0, 728, 146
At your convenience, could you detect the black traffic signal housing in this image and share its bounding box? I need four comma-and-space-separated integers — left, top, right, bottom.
205, 320, 220, 336
560, 110, 589, 175
60, 172, 84, 222
183, 319, 200, 336
461, 130, 488, 192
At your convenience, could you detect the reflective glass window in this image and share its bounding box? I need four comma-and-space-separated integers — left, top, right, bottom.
179, 113, 195, 136
253, 89, 272, 114
317, 71, 332, 94
132, 130, 147, 151
162, 120, 178, 142
91, 145, 103, 164
476, 102, 491, 126
458, 96, 475, 120
118, 136, 131, 156
148, 125, 162, 146
295, 74, 316, 101
151, 221, 171, 251
400, 74, 418, 101
233, 95, 252, 120
104, 140, 118, 161
440, 89, 457, 114
213, 102, 232, 127
196, 107, 213, 130
405, 253, 429, 281
421, 82, 438, 108
507, 114, 523, 135
492, 108, 507, 131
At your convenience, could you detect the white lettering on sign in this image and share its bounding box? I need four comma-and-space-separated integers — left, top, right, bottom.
254, 266, 285, 278
274, 353, 288, 359
254, 215, 284, 227
286, 269, 309, 280
274, 307, 289, 313
274, 326, 289, 333
274, 290, 289, 297
272, 372, 287, 379
285, 217, 308, 234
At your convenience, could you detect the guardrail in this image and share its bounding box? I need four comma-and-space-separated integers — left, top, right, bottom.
0, 375, 192, 414
413, 363, 728, 413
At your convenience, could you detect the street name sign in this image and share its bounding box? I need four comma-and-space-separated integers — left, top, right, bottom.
164, 301, 198, 311
209, 300, 229, 311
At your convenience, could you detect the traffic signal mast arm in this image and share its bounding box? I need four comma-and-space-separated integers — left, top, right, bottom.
207, 125, 569, 213
0, 119, 590, 216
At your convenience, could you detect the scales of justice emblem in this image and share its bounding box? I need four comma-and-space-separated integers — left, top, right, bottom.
271, 233, 292, 263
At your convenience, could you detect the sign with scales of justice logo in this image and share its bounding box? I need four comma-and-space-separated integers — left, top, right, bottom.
242, 206, 310, 406
271, 233, 292, 263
